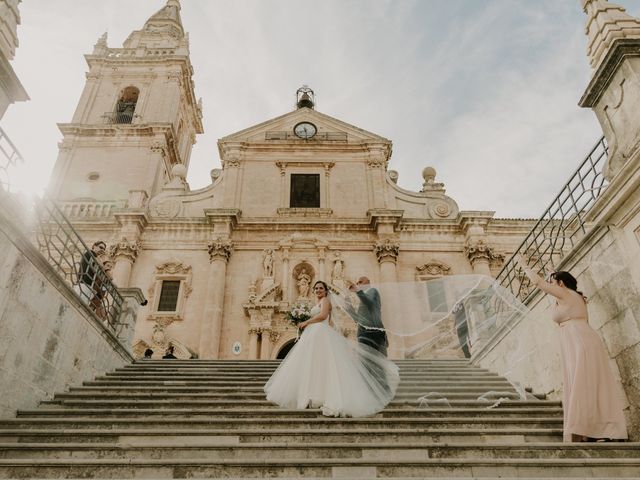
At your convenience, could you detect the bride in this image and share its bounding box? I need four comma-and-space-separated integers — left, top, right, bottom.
264, 280, 400, 417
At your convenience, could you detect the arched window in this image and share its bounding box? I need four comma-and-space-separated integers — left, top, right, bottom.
114, 86, 139, 124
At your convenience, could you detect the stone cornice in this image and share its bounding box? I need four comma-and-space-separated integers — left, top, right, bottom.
113, 210, 149, 230
368, 209, 404, 230
457, 211, 495, 233
204, 208, 241, 228
0, 54, 29, 102
580, 38, 640, 107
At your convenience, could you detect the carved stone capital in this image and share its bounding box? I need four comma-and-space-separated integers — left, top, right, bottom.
109, 238, 141, 263
374, 239, 400, 264
208, 237, 234, 263
464, 240, 499, 266
269, 331, 281, 343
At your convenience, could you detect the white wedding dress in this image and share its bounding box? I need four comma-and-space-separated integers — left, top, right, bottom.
264, 303, 400, 417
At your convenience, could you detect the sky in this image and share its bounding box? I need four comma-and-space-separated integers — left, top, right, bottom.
3, 0, 640, 218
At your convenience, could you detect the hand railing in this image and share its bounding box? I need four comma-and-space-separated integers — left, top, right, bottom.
0, 127, 23, 192
496, 136, 609, 302
33, 197, 124, 331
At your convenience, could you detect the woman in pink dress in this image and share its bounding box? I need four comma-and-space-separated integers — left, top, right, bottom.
517, 257, 627, 442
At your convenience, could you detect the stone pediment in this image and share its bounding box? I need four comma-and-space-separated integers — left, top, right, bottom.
219, 108, 391, 145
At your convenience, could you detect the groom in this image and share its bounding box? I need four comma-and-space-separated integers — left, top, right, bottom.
347, 276, 389, 356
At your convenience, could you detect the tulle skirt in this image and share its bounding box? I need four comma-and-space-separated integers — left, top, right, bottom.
264, 321, 400, 417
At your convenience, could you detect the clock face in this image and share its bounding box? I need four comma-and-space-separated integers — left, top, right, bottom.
293, 122, 317, 139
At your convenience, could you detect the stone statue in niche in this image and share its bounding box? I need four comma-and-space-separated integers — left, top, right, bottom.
262, 249, 274, 278
296, 268, 312, 300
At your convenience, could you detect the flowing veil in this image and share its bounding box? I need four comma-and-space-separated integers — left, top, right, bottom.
328, 275, 533, 405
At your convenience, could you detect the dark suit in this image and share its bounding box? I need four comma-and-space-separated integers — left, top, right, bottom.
354, 287, 388, 356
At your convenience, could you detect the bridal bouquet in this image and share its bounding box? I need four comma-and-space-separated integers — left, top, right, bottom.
286, 303, 311, 327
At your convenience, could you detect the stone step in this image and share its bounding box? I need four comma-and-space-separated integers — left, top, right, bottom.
2, 457, 639, 478
42, 397, 562, 408
0, 427, 563, 444
58, 389, 524, 401
0, 442, 636, 460
49, 393, 529, 403
18, 407, 563, 418
105, 372, 504, 379
80, 381, 517, 390
0, 416, 564, 431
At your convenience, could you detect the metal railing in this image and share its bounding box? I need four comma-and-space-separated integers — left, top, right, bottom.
0, 127, 23, 192
33, 197, 124, 331
496, 136, 609, 302
102, 111, 136, 125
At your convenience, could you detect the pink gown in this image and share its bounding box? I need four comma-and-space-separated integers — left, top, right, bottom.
552, 294, 627, 442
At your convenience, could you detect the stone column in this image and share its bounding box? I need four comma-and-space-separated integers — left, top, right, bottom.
366, 146, 389, 209
110, 238, 141, 287
374, 239, 400, 283
248, 328, 259, 360
260, 331, 272, 360
259, 309, 275, 359
116, 287, 145, 351
281, 247, 290, 301
199, 237, 233, 359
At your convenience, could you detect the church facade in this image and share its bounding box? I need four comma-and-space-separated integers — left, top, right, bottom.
48, 0, 536, 360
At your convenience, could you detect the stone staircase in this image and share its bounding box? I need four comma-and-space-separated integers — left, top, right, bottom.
0, 359, 638, 478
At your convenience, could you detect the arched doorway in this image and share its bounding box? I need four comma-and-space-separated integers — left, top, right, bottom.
276, 339, 296, 359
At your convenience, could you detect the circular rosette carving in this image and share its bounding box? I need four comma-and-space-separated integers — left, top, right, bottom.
429, 201, 452, 219
150, 196, 182, 218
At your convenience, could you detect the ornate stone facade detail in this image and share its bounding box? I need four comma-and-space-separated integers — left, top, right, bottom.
269, 331, 281, 343
108, 237, 141, 263
374, 239, 400, 264
222, 157, 240, 169
262, 248, 274, 278
331, 251, 345, 284
416, 260, 451, 280
207, 237, 234, 263
149, 196, 182, 218
464, 239, 501, 266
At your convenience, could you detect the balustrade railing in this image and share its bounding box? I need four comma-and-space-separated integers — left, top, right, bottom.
0, 127, 23, 192
496, 136, 609, 302
33, 197, 124, 331
58, 200, 123, 219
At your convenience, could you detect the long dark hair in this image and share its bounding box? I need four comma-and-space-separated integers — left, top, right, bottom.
313, 280, 329, 297
550, 271, 586, 300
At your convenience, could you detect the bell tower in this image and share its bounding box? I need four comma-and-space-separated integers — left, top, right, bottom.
48, 0, 203, 202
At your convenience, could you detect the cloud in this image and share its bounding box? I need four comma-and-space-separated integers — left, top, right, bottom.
3, 0, 633, 219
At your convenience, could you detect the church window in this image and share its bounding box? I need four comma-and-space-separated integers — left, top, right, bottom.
157, 280, 181, 312
290, 174, 320, 208
426, 279, 448, 313
147, 260, 193, 323
114, 86, 139, 124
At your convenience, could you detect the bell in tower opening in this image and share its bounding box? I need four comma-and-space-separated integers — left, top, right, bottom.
296, 85, 315, 109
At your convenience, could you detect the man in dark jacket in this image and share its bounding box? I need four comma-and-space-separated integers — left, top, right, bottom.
347, 277, 389, 356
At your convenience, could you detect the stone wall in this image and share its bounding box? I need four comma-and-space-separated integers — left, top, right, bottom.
0, 195, 134, 418
472, 182, 640, 439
